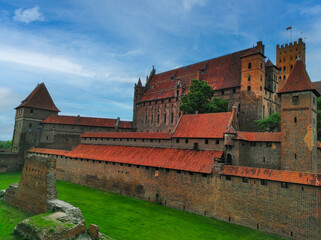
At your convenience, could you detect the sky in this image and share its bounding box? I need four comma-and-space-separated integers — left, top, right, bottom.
1, 0, 321, 140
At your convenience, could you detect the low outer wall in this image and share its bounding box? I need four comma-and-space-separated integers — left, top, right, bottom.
0, 152, 19, 173
56, 156, 320, 240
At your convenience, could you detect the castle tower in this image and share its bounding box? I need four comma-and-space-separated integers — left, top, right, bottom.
238, 41, 266, 130
276, 38, 306, 89
240, 41, 266, 96
278, 59, 319, 173
265, 59, 279, 93
12, 83, 59, 163
133, 78, 145, 130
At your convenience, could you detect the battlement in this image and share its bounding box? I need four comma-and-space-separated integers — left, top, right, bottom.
276, 38, 304, 49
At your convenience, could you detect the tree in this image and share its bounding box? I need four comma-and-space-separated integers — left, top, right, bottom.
179, 79, 228, 114
254, 113, 281, 132
0, 140, 12, 150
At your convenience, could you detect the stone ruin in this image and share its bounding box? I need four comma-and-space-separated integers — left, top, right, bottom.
1, 154, 111, 240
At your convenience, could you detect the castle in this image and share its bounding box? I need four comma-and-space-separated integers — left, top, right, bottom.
1, 38, 320, 239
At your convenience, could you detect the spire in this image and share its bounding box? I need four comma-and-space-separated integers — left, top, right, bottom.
278, 59, 319, 96
137, 78, 142, 87
16, 83, 60, 111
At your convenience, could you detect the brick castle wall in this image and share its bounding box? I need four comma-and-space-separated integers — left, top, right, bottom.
55, 156, 320, 240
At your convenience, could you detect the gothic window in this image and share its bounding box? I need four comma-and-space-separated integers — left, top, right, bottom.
248, 62, 251, 69
248, 75, 251, 81
247, 86, 251, 91
294, 117, 297, 123
164, 112, 167, 123
171, 111, 174, 123
283, 75, 286, 80
283, 66, 286, 72
260, 62, 263, 69
157, 112, 160, 124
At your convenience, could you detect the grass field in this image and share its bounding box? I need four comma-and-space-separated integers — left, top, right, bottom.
0, 172, 283, 240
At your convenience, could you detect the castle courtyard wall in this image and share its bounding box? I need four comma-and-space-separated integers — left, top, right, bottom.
55, 156, 320, 240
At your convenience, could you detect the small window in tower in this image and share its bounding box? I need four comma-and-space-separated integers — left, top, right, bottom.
290, 65, 293, 70
177, 90, 179, 96
292, 96, 299, 105
30, 109, 33, 114
216, 140, 219, 144
205, 139, 208, 144
176, 139, 179, 143
185, 139, 188, 144
248, 75, 251, 81
283, 58, 285, 62
164, 113, 167, 123
221, 90, 225, 95
233, 88, 236, 93
283, 75, 286, 80
29, 123, 32, 128
248, 62, 251, 69
260, 86, 262, 91
260, 62, 263, 69
260, 75, 262, 82
283, 66, 286, 72
261, 179, 268, 186
294, 153, 297, 159
171, 111, 174, 123
294, 117, 297, 123
291, 56, 293, 60
247, 86, 251, 91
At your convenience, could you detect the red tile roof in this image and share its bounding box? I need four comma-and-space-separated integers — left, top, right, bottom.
30, 145, 223, 173
278, 60, 319, 96
172, 112, 232, 139
312, 81, 321, 95
140, 47, 260, 102
16, 83, 60, 112
222, 165, 321, 186
29, 148, 69, 156
81, 132, 172, 139
236, 132, 281, 142
43, 115, 132, 129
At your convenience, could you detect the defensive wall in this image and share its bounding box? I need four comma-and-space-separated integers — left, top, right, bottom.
0, 152, 19, 173
30, 149, 321, 240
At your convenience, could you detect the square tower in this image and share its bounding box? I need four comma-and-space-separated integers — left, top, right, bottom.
278, 59, 319, 173
276, 38, 306, 89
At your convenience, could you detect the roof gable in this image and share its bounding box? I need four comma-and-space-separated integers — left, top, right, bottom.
139, 47, 259, 102
172, 112, 232, 139
16, 83, 60, 112
278, 60, 319, 96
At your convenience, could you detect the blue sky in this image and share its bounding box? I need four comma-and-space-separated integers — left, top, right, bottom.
1, 0, 321, 140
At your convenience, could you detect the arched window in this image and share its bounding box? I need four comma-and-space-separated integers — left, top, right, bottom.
294, 117, 297, 123
227, 154, 232, 165
248, 62, 251, 69
283, 75, 286, 80
248, 75, 251, 81
283, 66, 286, 72
157, 112, 160, 124
164, 112, 167, 123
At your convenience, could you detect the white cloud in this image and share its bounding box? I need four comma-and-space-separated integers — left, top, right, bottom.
0, 47, 94, 77
13, 6, 44, 24
182, 0, 207, 10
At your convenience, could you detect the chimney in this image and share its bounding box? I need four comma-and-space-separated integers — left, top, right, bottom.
196, 70, 200, 81
256, 41, 264, 54
76, 115, 80, 125
115, 117, 120, 131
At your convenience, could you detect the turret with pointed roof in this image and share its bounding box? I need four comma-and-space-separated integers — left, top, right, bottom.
279, 58, 320, 173
12, 83, 59, 161
16, 83, 60, 112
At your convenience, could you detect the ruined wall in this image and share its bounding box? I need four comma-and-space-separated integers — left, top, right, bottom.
0, 152, 19, 173
55, 156, 320, 240
239, 141, 281, 169
4, 154, 57, 214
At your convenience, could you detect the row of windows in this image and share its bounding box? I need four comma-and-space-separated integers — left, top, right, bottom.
226, 175, 291, 189
247, 62, 264, 70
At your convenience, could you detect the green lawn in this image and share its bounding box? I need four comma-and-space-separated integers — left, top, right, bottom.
0, 173, 283, 240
